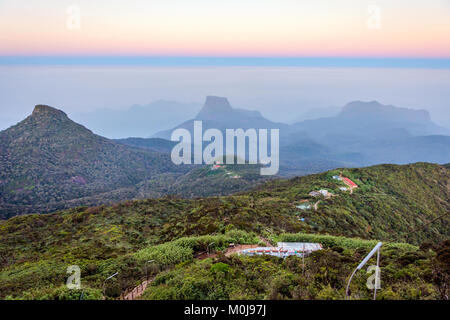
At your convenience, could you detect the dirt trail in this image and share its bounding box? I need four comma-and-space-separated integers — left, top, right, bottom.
195, 244, 260, 260
313, 200, 321, 211
259, 237, 274, 247
225, 244, 259, 256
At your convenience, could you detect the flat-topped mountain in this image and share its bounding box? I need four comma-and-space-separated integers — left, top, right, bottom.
154, 96, 287, 139
32, 104, 70, 119
196, 96, 234, 120
196, 96, 265, 122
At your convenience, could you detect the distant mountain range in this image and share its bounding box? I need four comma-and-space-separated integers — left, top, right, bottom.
154, 96, 450, 174
291, 100, 449, 139
72, 100, 201, 138
1, 97, 449, 218
293, 106, 342, 123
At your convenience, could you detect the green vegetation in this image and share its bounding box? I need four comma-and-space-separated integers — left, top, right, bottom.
136, 163, 270, 199
275, 233, 417, 251
0, 106, 269, 218
0, 230, 259, 299
247, 162, 449, 244
0, 162, 448, 299
0, 105, 184, 219
140, 239, 449, 300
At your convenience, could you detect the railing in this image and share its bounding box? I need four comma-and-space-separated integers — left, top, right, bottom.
119, 276, 153, 300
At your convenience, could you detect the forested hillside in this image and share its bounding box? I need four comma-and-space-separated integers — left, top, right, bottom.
0, 106, 268, 218
0, 162, 448, 299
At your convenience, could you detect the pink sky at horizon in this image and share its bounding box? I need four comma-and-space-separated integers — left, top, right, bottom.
1, 0, 450, 58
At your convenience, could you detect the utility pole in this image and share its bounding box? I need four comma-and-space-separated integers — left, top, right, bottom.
103, 272, 119, 298
145, 260, 155, 280
208, 242, 215, 256
374, 248, 380, 300
302, 243, 305, 276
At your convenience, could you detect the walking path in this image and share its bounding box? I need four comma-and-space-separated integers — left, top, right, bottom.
259, 237, 274, 247
314, 200, 321, 211
121, 277, 154, 300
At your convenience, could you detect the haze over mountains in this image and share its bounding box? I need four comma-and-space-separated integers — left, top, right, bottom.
288, 100, 450, 166
72, 100, 201, 138
0, 97, 449, 218
154, 96, 450, 175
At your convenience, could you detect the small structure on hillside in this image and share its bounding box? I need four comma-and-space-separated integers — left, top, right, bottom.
309, 191, 321, 197
238, 242, 322, 258
277, 242, 322, 251
319, 189, 331, 197
296, 203, 311, 210
309, 190, 332, 198
342, 177, 358, 188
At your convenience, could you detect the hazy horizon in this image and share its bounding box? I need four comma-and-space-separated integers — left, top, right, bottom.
1, 0, 449, 137
1, 65, 449, 138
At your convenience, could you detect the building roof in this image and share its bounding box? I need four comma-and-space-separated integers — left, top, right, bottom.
277, 242, 323, 251
238, 242, 322, 258
342, 177, 358, 188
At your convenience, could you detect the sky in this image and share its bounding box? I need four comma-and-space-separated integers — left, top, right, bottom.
0, 0, 450, 57
0, 1, 449, 135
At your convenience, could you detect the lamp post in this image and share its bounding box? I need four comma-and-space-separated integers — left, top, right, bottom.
302, 243, 305, 276
103, 272, 119, 298
374, 248, 381, 300
345, 242, 382, 300
208, 242, 215, 255
145, 260, 155, 280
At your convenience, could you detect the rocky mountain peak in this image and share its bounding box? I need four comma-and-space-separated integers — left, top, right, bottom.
32, 105, 69, 121
196, 96, 233, 120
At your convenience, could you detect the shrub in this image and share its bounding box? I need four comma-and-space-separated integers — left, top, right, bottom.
210, 262, 230, 274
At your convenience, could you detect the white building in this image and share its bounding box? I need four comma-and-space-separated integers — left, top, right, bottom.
239, 242, 322, 258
